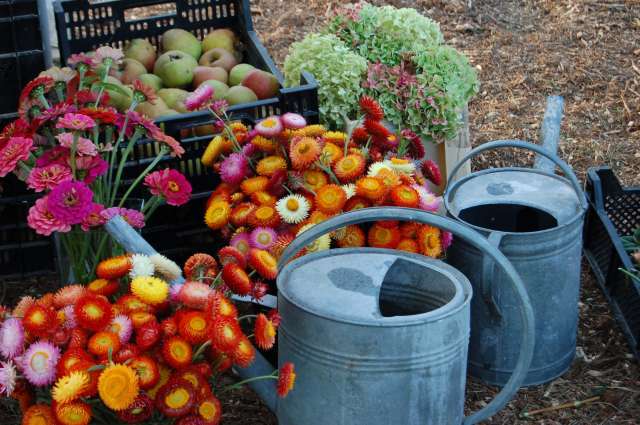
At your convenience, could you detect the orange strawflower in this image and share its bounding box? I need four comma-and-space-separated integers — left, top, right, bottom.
302, 170, 328, 192
96, 255, 132, 279
247, 205, 281, 228
344, 196, 371, 211
23, 404, 56, 425
397, 238, 420, 253
321, 142, 344, 166
254, 313, 276, 350
130, 355, 160, 390
178, 311, 210, 344
334, 154, 366, 183
336, 225, 366, 248
315, 184, 347, 214
195, 395, 222, 424
74, 294, 113, 332
240, 176, 268, 195
205, 291, 238, 319
368, 223, 401, 249
23, 304, 55, 337
251, 135, 278, 153
232, 336, 256, 368
230, 202, 256, 227
277, 362, 296, 398
256, 155, 287, 177
290, 137, 321, 170
250, 190, 277, 206
417, 225, 442, 258
88, 331, 121, 358
221, 263, 252, 296
53, 285, 86, 308
356, 177, 386, 201
390, 185, 419, 208
161, 336, 193, 369
400, 222, 421, 239
248, 249, 278, 280
209, 317, 242, 353
184, 253, 218, 281
205, 200, 231, 230
87, 278, 119, 297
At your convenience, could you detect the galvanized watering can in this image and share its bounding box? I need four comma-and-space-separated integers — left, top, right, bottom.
274, 207, 535, 425
444, 135, 588, 386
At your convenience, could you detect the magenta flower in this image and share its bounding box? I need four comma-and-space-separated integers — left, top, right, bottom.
0, 137, 33, 177
27, 196, 72, 236
56, 113, 96, 131
211, 99, 228, 116
100, 207, 145, 228
61, 305, 77, 329
241, 142, 257, 157
75, 156, 108, 184
230, 232, 251, 257
412, 184, 441, 212
110, 314, 133, 344
20, 340, 60, 387
0, 318, 24, 359
144, 169, 192, 206
40, 102, 77, 124
67, 53, 95, 69
47, 180, 94, 225
185, 84, 213, 111
441, 231, 453, 250
56, 132, 98, 156
26, 164, 73, 192
249, 227, 278, 250
220, 152, 249, 185
169, 283, 184, 303
281, 112, 307, 129
80, 202, 106, 231
95, 46, 124, 64
35, 146, 68, 167
255, 116, 283, 138
0, 360, 17, 396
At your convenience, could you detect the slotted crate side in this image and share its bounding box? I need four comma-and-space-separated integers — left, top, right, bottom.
55, 0, 252, 63
0, 50, 46, 114
0, 0, 39, 17
584, 166, 640, 360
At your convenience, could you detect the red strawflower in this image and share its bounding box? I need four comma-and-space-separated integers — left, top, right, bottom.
68, 327, 88, 349
267, 309, 281, 327
130, 356, 160, 390
161, 336, 193, 369
22, 304, 55, 338
221, 263, 252, 296
56, 348, 92, 377
218, 245, 247, 269
96, 255, 132, 279
254, 313, 276, 350
160, 317, 179, 338
251, 281, 269, 301
117, 393, 154, 423
232, 336, 255, 368
74, 294, 113, 332
113, 343, 140, 364
194, 395, 222, 425
247, 249, 278, 280
88, 331, 121, 358
209, 317, 242, 353
178, 310, 210, 344
359, 96, 384, 121
205, 291, 238, 320
421, 159, 442, 186
155, 379, 196, 418
363, 118, 390, 139
175, 415, 206, 425
277, 362, 296, 397
173, 367, 210, 400
135, 321, 161, 351
351, 126, 369, 144
184, 254, 218, 281
207, 349, 233, 373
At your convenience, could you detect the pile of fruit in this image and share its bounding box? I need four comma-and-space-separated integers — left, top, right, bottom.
0, 251, 294, 424
88, 28, 280, 119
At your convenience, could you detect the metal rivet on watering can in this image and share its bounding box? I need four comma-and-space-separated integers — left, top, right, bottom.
443, 97, 588, 387
276, 207, 535, 425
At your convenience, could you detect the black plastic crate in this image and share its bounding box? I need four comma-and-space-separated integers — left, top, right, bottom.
0, 50, 46, 115
0, 0, 38, 18
0, 195, 57, 278
0, 14, 42, 54
584, 166, 640, 360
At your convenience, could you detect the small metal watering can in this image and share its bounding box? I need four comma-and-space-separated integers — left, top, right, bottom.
443, 102, 587, 386
274, 207, 535, 425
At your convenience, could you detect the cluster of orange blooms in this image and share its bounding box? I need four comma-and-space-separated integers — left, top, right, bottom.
0, 251, 294, 425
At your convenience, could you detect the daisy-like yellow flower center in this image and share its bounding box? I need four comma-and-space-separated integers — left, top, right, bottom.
168, 181, 179, 192
166, 388, 190, 409
199, 400, 218, 420
189, 317, 206, 331
286, 198, 300, 211
255, 207, 275, 220
171, 342, 188, 358
83, 303, 103, 319
30, 351, 49, 373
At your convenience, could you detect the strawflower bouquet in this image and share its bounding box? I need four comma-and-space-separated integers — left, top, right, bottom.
0, 46, 192, 281
0, 250, 294, 424
195, 91, 451, 268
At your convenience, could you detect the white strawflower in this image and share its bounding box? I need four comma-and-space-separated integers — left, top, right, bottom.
276, 194, 310, 224
297, 223, 331, 253
0, 360, 17, 396
389, 158, 416, 175
341, 183, 356, 199
149, 254, 182, 281
368, 160, 394, 177
129, 254, 155, 278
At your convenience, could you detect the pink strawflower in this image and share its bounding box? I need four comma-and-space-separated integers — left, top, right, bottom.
412, 184, 441, 212
0, 318, 24, 359
143, 169, 192, 206
35, 146, 68, 167
220, 152, 249, 185
26, 164, 72, 192
0, 136, 33, 177
230, 232, 251, 257
441, 231, 453, 250
169, 283, 184, 303
211, 99, 228, 116
95, 46, 124, 64
281, 113, 306, 129
67, 53, 95, 69
80, 203, 106, 231
178, 281, 213, 309
27, 196, 72, 236
75, 156, 108, 184
255, 116, 283, 137
109, 314, 133, 344
100, 207, 145, 228
56, 113, 96, 131
242, 143, 257, 157
61, 305, 77, 329
249, 227, 277, 250
0, 361, 17, 396
185, 85, 213, 111
56, 132, 98, 156
47, 180, 94, 225
20, 340, 60, 387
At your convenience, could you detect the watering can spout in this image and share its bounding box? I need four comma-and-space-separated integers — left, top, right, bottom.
534, 95, 564, 172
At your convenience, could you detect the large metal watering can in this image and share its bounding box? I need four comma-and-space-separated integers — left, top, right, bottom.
443, 98, 588, 386
273, 207, 535, 425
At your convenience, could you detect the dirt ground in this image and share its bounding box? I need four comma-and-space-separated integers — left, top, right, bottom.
1, 1, 639, 424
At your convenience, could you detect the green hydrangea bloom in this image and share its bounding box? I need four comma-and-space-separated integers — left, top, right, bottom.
284, 34, 368, 128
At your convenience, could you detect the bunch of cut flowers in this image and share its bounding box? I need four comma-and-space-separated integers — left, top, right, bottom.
0, 249, 294, 424
0, 46, 193, 281
194, 89, 451, 267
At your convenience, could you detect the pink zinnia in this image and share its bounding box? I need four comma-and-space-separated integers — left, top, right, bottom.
56, 133, 98, 156
26, 164, 72, 192
56, 113, 96, 131
40, 102, 77, 124
144, 169, 192, 206
185, 84, 213, 111
80, 202, 105, 231
211, 99, 228, 116
27, 196, 72, 236
100, 207, 145, 228
35, 146, 68, 167
75, 156, 108, 184
20, 340, 60, 387
95, 46, 124, 64
154, 132, 185, 158
0, 318, 24, 359
0, 136, 33, 177
47, 180, 93, 225
220, 152, 249, 185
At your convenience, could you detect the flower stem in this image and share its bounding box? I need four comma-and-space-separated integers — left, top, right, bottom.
222, 374, 278, 392
192, 340, 211, 361
117, 147, 167, 208
109, 128, 142, 206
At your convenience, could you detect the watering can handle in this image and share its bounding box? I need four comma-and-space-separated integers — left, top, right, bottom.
445, 140, 588, 210
278, 207, 535, 425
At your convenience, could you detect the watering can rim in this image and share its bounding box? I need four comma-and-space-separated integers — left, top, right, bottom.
278, 247, 472, 327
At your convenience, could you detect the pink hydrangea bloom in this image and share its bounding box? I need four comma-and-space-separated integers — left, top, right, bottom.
56, 132, 98, 156
185, 84, 213, 111
80, 202, 106, 231
144, 169, 192, 206
220, 152, 249, 185
26, 164, 72, 192
27, 196, 72, 236
100, 207, 145, 228
47, 180, 93, 225
0, 137, 33, 177
35, 146, 68, 167
75, 156, 108, 184
55, 113, 96, 131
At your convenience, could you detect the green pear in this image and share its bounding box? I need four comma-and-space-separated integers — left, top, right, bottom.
202, 28, 237, 53
136, 74, 163, 92
228, 63, 255, 86
157, 88, 190, 113
224, 86, 258, 105
92, 76, 132, 111
124, 38, 157, 71
154, 51, 198, 88
162, 28, 202, 59
135, 97, 171, 119
199, 80, 229, 100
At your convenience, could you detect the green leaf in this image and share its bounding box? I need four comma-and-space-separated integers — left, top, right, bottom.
94, 81, 130, 97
